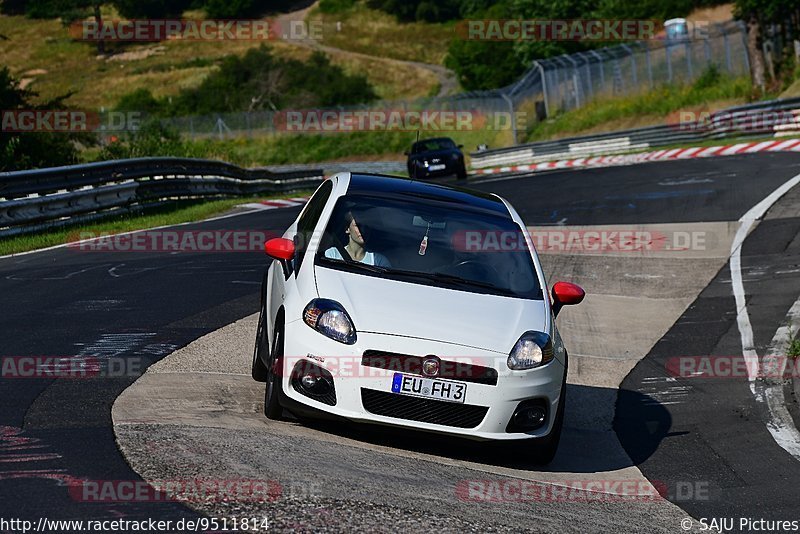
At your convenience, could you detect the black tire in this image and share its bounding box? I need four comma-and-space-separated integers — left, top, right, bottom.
251, 309, 269, 382
264, 323, 284, 420
456, 163, 467, 181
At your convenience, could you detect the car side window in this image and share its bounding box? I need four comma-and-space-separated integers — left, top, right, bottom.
294, 180, 333, 274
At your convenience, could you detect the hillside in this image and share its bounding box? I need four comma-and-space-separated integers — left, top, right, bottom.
0, 4, 443, 110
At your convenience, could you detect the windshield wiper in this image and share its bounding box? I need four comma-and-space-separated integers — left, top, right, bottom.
391, 269, 512, 295
318, 256, 389, 274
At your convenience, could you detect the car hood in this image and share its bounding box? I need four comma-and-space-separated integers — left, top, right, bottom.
314, 266, 548, 354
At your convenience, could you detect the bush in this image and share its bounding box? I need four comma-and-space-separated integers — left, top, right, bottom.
118, 46, 377, 116
96, 120, 200, 160
114, 88, 166, 115
318, 0, 356, 14
445, 39, 525, 90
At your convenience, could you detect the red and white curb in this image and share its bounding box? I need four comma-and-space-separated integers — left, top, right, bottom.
240, 197, 309, 210
472, 138, 800, 175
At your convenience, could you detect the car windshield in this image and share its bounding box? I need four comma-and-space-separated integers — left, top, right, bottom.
314, 193, 543, 300
412, 139, 456, 153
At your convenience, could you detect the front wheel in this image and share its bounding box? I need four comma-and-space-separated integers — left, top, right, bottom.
251, 310, 269, 382
456, 163, 467, 181
263, 324, 284, 420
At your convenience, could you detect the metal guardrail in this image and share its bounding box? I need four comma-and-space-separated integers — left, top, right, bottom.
469, 96, 800, 169
0, 157, 323, 238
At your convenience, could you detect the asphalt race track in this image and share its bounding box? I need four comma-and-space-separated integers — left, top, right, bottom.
2, 152, 800, 532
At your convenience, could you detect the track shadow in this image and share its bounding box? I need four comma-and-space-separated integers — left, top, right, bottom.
283, 384, 672, 473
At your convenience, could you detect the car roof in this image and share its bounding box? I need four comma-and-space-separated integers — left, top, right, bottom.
345, 173, 509, 216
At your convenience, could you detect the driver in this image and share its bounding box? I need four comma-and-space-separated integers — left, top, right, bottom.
325, 211, 391, 267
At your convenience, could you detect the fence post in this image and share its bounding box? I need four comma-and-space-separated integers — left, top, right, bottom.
565, 55, 581, 107
579, 53, 593, 101
723, 30, 732, 72
666, 45, 673, 83
589, 50, 605, 95
622, 45, 638, 88
645, 46, 653, 88
738, 21, 751, 77
500, 93, 517, 145
685, 41, 693, 80
533, 61, 550, 119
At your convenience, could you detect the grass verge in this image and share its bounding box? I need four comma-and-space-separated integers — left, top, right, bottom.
81, 127, 513, 167
0, 193, 310, 256
789, 332, 800, 360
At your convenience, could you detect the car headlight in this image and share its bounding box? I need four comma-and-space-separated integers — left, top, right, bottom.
507, 331, 553, 370
303, 299, 357, 345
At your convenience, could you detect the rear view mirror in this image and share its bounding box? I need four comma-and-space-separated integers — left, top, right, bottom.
412, 215, 446, 229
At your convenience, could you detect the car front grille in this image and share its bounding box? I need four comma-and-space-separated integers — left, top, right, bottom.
360, 388, 488, 429
361, 350, 498, 386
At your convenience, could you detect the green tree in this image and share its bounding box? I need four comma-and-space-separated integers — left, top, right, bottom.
733, 0, 799, 90
0, 67, 90, 171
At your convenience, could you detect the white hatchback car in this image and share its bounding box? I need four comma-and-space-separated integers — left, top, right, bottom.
252, 173, 584, 462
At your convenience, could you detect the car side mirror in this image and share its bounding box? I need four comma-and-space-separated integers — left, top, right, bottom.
265, 238, 295, 278
457, 144, 464, 149
551, 281, 585, 317
403, 150, 410, 156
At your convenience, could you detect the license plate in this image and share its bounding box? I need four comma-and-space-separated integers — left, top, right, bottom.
391, 373, 466, 403
428, 164, 446, 171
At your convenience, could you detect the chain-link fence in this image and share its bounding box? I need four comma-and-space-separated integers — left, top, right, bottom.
159, 20, 750, 143
533, 20, 750, 116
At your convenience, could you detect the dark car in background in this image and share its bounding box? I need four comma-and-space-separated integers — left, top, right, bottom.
405, 137, 467, 180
